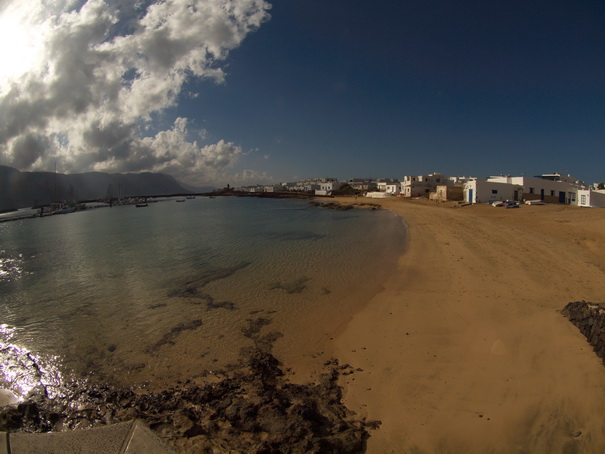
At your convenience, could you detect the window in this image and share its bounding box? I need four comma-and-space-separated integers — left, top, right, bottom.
529, 188, 535, 194
491, 189, 498, 194
550, 190, 555, 196
581, 194, 587, 205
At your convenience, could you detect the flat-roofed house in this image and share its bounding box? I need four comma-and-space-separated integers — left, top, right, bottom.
401, 173, 446, 198
315, 180, 341, 196
487, 173, 582, 204
432, 184, 464, 202
376, 178, 401, 194
577, 189, 605, 207
464, 178, 523, 204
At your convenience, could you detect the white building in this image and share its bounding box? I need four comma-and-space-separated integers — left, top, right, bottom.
281, 182, 298, 191
375, 178, 401, 194
294, 177, 338, 193
376, 178, 400, 194
448, 176, 471, 185
263, 185, 281, 193
348, 178, 377, 191
401, 173, 447, 198
320, 181, 340, 192
464, 179, 523, 204
385, 183, 401, 194
315, 181, 341, 196
577, 189, 605, 208
239, 185, 265, 193
487, 173, 581, 204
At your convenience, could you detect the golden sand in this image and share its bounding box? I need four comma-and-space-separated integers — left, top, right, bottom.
329, 197, 605, 453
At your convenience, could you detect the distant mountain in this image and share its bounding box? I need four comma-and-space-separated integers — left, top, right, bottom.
0, 165, 194, 211
179, 180, 217, 194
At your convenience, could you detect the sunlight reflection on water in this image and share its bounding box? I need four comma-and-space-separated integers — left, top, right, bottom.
0, 250, 25, 282
0, 323, 65, 401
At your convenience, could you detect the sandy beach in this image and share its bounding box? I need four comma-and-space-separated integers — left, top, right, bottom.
328, 197, 605, 453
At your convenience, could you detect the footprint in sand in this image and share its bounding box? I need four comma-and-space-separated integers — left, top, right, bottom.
490, 339, 509, 356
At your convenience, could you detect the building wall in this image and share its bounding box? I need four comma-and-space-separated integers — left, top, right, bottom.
433, 185, 464, 202
401, 173, 446, 198
488, 175, 578, 204
319, 182, 337, 192
521, 177, 577, 204
402, 184, 431, 197
578, 190, 605, 208
464, 179, 523, 204
385, 184, 400, 194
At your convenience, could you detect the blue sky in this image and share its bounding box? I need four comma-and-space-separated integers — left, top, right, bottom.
1, 0, 604, 186
187, 0, 605, 183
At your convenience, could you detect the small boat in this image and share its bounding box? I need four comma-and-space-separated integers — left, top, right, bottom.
176, 199, 186, 202
186, 196, 195, 199
135, 203, 149, 207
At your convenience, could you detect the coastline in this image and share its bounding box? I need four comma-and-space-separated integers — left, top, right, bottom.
0, 196, 403, 452
5, 196, 605, 451
329, 197, 605, 453
270, 199, 406, 385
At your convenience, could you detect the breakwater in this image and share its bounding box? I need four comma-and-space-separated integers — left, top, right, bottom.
562, 301, 605, 363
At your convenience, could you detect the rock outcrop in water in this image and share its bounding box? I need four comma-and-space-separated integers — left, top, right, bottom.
0, 349, 379, 453
308, 201, 382, 211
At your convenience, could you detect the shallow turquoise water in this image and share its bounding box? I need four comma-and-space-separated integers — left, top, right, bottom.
0, 197, 406, 390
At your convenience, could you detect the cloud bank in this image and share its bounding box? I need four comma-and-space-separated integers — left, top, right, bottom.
0, 0, 271, 186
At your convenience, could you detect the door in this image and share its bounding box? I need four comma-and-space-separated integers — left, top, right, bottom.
468, 189, 474, 203
559, 191, 566, 204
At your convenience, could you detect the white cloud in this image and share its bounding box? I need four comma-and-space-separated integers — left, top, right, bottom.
0, 0, 271, 185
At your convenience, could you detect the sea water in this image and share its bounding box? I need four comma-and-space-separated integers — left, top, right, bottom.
0, 197, 406, 393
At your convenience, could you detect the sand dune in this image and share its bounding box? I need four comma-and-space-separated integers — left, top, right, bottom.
332, 198, 605, 453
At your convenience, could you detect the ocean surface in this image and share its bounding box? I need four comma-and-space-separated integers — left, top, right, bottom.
0, 196, 406, 395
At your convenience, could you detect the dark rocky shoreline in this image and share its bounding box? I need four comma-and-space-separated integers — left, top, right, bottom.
0, 348, 379, 453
